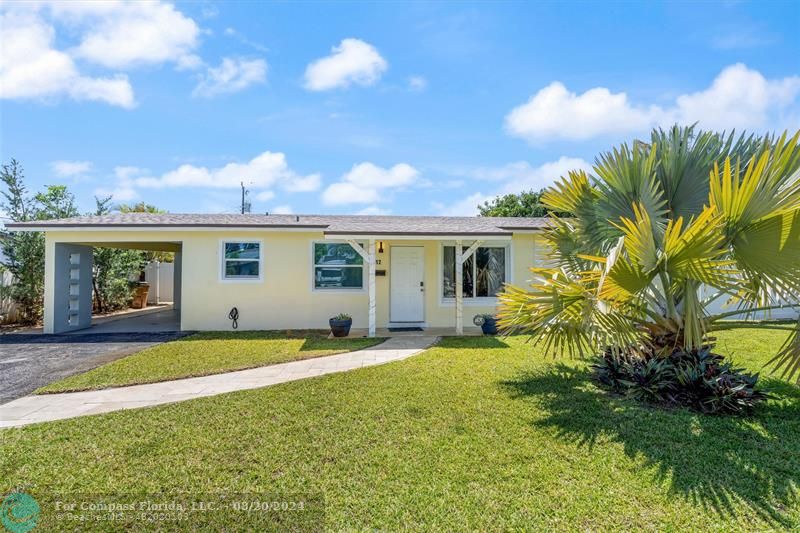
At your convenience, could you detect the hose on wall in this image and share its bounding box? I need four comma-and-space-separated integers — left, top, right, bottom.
228, 307, 239, 329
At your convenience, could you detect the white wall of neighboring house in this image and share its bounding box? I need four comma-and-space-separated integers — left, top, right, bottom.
701, 286, 799, 320
144, 261, 175, 304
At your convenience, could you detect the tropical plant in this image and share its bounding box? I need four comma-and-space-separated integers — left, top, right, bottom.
592, 347, 767, 413
497, 125, 800, 391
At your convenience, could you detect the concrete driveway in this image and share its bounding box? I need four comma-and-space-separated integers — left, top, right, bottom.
0, 331, 189, 404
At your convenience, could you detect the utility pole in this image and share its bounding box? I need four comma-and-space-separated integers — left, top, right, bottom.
240, 181, 251, 214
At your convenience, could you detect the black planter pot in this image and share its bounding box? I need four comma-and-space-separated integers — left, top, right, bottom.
329, 318, 353, 338
480, 317, 498, 335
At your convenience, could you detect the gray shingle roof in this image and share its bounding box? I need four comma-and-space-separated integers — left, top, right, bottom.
6, 213, 548, 235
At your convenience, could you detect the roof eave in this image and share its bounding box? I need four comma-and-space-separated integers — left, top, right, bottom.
4, 224, 330, 232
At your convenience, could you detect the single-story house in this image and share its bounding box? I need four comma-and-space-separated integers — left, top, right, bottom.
7, 214, 549, 335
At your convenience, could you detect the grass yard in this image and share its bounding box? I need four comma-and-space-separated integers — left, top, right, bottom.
36, 330, 384, 393
3, 329, 798, 530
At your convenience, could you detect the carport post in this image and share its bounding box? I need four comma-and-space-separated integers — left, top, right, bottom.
45, 240, 94, 334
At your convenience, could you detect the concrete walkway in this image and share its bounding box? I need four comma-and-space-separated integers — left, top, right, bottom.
0, 336, 438, 428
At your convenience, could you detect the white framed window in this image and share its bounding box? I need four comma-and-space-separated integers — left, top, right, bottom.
312, 241, 365, 291
440, 243, 510, 302
220, 240, 262, 282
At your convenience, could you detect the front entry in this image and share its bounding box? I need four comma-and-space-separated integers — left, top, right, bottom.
390, 246, 425, 323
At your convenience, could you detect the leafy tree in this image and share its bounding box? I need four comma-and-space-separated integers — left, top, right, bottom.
0, 160, 45, 323
92, 196, 145, 313
117, 202, 166, 214
116, 201, 172, 262
0, 163, 79, 323
478, 190, 571, 217
498, 126, 800, 393
35, 185, 79, 220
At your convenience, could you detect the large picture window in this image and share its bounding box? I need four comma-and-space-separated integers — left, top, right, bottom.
442, 245, 507, 299
222, 241, 261, 280
313, 242, 364, 290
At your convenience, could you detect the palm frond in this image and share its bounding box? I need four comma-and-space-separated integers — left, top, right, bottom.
765, 320, 800, 384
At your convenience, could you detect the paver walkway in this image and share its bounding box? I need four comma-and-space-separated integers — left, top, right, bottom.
0, 336, 438, 428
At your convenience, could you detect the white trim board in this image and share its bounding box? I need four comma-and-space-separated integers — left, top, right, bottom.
324, 234, 513, 241
219, 238, 264, 283
310, 240, 368, 294
437, 241, 512, 306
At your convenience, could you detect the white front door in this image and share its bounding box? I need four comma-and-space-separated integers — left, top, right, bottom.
390, 246, 425, 322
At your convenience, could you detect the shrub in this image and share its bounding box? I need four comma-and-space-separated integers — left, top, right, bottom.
592, 347, 768, 414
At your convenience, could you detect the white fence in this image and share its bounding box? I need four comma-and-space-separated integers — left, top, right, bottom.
0, 269, 18, 323
143, 261, 174, 304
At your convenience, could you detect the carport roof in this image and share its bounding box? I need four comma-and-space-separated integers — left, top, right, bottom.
6, 213, 549, 236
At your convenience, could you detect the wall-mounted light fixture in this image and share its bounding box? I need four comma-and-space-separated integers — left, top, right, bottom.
378, 241, 384, 253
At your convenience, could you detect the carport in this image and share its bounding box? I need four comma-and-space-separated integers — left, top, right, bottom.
46, 240, 183, 334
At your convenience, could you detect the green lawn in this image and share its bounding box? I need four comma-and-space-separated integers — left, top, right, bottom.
3, 329, 798, 530
36, 330, 384, 393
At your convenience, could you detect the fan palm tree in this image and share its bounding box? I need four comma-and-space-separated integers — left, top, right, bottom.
498, 125, 800, 383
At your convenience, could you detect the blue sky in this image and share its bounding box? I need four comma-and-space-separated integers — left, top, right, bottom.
1, 1, 798, 216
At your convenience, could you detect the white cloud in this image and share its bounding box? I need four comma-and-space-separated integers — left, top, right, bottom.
408, 75, 427, 92
505, 64, 800, 142
114, 166, 146, 181
254, 190, 275, 202
710, 24, 775, 50
322, 162, 418, 205
322, 182, 381, 205
671, 64, 800, 131
94, 166, 143, 201
131, 152, 320, 198
95, 185, 138, 202
304, 38, 387, 91
505, 82, 659, 142
0, 1, 204, 107
433, 193, 494, 217
65, 1, 201, 69
272, 205, 293, 215
441, 156, 592, 216
193, 57, 267, 98
470, 156, 592, 194
51, 160, 92, 177
0, 11, 135, 108
357, 206, 391, 215
223, 27, 269, 53
283, 174, 321, 193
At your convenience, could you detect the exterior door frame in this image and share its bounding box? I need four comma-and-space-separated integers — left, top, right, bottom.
389, 245, 426, 324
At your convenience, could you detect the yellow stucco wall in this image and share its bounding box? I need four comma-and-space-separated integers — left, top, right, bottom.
46, 230, 546, 331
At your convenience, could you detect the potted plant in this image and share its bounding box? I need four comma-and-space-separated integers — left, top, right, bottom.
329, 313, 353, 337
131, 281, 149, 309
473, 314, 498, 335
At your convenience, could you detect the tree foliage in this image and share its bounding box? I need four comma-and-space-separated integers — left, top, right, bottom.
497, 125, 800, 387
478, 190, 570, 217
117, 201, 173, 263
92, 197, 145, 313
0, 161, 79, 323
117, 202, 166, 214
0, 162, 165, 322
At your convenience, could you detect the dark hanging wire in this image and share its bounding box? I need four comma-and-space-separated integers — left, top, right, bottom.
228, 307, 239, 329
